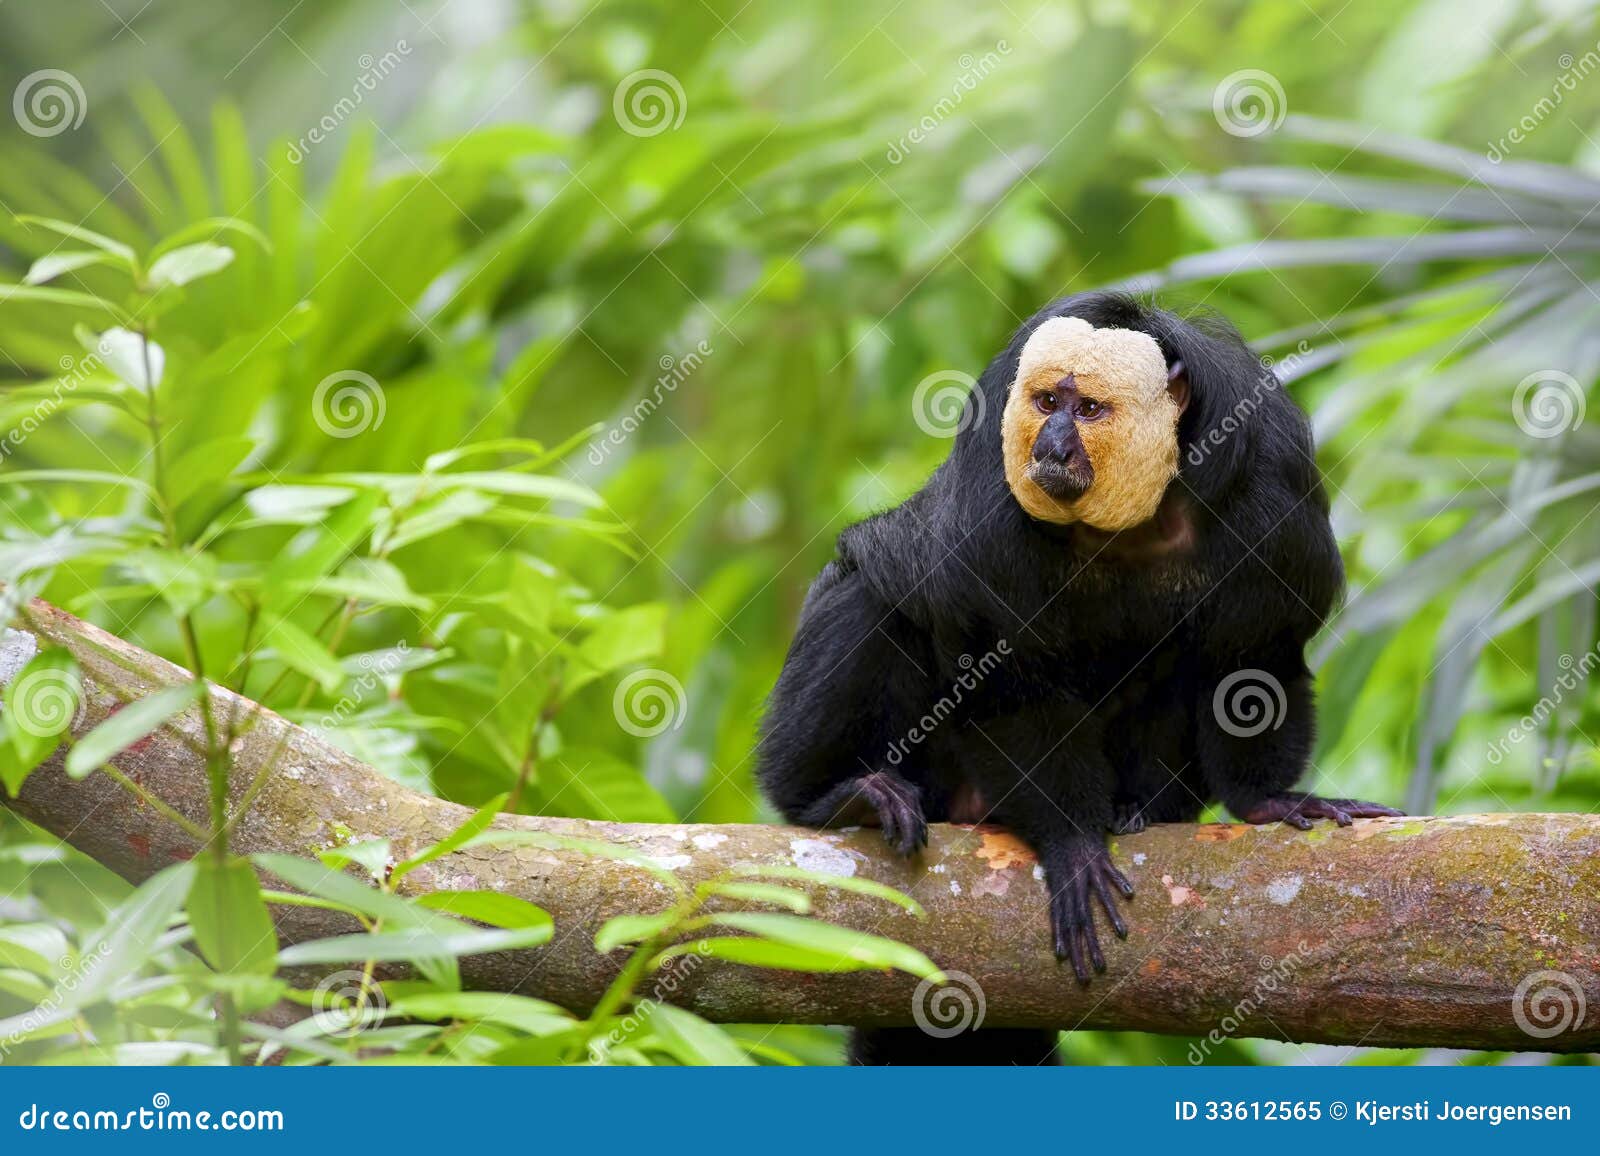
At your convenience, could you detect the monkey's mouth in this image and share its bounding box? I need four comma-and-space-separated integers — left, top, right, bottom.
1028, 459, 1093, 502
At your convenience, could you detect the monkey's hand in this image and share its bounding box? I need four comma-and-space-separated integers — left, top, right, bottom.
1044, 836, 1134, 984
1237, 792, 1403, 831
796, 770, 928, 856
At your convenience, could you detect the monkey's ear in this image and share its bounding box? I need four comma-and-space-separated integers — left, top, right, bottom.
1166, 360, 1190, 414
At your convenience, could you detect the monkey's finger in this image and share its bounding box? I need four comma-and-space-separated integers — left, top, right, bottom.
1330, 806, 1353, 827
1061, 891, 1090, 983
1090, 873, 1128, 939
1082, 916, 1106, 974
1283, 811, 1313, 831
1106, 862, 1135, 897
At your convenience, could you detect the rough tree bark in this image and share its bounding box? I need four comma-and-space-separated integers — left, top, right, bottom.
2, 600, 1598, 1052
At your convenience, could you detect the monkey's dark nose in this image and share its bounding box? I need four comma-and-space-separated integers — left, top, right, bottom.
1031, 414, 1079, 465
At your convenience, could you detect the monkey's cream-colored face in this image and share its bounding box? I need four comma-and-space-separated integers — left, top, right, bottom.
1000, 316, 1181, 531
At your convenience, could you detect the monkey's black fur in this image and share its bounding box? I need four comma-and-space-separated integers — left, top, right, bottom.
756, 292, 1398, 1066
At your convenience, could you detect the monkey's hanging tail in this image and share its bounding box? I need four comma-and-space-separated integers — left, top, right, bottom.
848, 1027, 1061, 1066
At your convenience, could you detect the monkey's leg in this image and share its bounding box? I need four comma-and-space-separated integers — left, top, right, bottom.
1197, 663, 1402, 829
1105, 685, 1200, 834
964, 707, 1130, 984
756, 565, 936, 857
793, 768, 927, 856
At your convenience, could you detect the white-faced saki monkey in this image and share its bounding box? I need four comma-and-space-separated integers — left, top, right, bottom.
757, 292, 1401, 1066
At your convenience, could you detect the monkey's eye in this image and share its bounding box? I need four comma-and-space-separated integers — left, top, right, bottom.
1033, 392, 1059, 414
1075, 397, 1107, 420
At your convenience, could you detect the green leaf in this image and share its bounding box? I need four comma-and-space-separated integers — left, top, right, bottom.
318, 839, 392, 882
276, 925, 551, 966
165, 437, 255, 508
437, 471, 602, 508
0, 648, 80, 792
0, 468, 157, 499
121, 548, 218, 618
385, 991, 574, 1035
645, 1004, 753, 1066
0, 925, 70, 978
709, 882, 812, 913
423, 438, 548, 473
257, 852, 467, 989
413, 890, 553, 931
243, 485, 359, 524
731, 864, 925, 916
65, 681, 201, 779
14, 215, 137, 264
594, 911, 676, 953
577, 604, 667, 677
188, 857, 278, 976
392, 793, 507, 882
146, 243, 235, 288
73, 862, 195, 1008
261, 613, 346, 694
24, 250, 119, 286
654, 936, 881, 973
704, 913, 943, 980
262, 489, 380, 589
88, 326, 164, 391
255, 853, 450, 930
150, 216, 271, 260
0, 283, 125, 317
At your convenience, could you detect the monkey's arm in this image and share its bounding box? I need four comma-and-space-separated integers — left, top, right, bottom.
957, 701, 1131, 983
756, 562, 932, 855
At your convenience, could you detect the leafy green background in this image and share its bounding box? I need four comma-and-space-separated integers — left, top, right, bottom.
1, 0, 1598, 1065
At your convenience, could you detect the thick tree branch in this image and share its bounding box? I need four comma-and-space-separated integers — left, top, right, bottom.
3, 601, 1598, 1051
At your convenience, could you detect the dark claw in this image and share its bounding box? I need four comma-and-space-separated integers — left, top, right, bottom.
1047, 839, 1134, 985
1238, 792, 1403, 831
